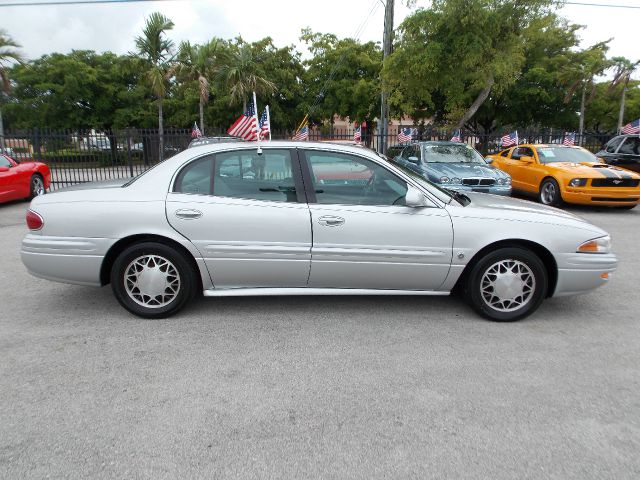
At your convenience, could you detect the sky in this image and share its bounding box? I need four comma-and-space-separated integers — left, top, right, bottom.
0, 0, 638, 78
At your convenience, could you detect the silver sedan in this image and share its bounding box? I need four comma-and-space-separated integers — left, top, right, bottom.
21, 141, 617, 321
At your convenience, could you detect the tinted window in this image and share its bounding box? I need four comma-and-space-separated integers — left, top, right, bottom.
617, 137, 640, 155
174, 156, 213, 194
500, 149, 510, 157
306, 152, 407, 206
605, 136, 624, 153
213, 149, 297, 202
512, 147, 534, 159
0, 155, 12, 168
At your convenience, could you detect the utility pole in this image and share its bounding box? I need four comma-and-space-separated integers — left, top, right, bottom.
379, 0, 394, 154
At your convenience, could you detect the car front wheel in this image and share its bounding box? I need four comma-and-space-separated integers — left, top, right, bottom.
539, 178, 562, 207
110, 242, 197, 318
466, 247, 548, 322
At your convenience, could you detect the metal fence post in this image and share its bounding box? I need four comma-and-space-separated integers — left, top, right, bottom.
126, 128, 134, 178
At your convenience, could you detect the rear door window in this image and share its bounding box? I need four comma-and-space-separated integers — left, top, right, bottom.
617, 137, 640, 155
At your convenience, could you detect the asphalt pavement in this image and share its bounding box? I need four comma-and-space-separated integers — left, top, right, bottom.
1, 199, 639, 479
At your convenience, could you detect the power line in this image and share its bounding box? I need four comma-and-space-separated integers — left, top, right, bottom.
0, 0, 181, 7
564, 1, 640, 8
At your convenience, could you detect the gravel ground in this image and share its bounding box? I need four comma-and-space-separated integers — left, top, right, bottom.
1, 200, 639, 480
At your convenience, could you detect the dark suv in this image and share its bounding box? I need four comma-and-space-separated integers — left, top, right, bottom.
597, 135, 640, 173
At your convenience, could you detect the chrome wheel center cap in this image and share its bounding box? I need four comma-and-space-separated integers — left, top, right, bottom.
137, 266, 169, 298
492, 272, 524, 300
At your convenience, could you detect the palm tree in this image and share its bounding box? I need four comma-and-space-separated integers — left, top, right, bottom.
561, 42, 611, 144
0, 30, 23, 147
217, 43, 276, 111
176, 39, 219, 135
134, 12, 174, 161
609, 56, 640, 133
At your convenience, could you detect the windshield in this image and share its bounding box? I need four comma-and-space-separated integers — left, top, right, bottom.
422, 144, 485, 164
536, 147, 599, 164
382, 156, 458, 204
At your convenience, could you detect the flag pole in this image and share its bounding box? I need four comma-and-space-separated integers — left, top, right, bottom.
295, 114, 309, 135
253, 91, 261, 154
266, 105, 271, 141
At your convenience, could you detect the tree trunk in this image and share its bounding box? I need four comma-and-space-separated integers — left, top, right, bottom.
456, 74, 495, 129
617, 79, 627, 134
158, 98, 164, 163
0, 108, 4, 149
199, 98, 205, 136
579, 85, 586, 145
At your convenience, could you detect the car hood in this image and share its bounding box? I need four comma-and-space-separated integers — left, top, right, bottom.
545, 162, 639, 178
424, 162, 508, 179
449, 191, 605, 234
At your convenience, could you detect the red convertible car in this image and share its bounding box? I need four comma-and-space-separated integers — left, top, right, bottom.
0, 153, 51, 203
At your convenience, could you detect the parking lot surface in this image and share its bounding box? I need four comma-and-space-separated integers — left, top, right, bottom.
1, 200, 639, 479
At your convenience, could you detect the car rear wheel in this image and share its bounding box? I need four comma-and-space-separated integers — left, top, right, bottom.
466, 247, 548, 322
539, 178, 562, 207
110, 242, 197, 318
28, 174, 46, 199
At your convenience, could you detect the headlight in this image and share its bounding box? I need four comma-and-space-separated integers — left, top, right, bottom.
439, 176, 450, 184
450, 177, 461, 184
569, 178, 587, 187
497, 177, 512, 186
577, 235, 611, 254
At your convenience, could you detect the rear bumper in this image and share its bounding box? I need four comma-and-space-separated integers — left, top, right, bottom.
553, 252, 617, 297
21, 234, 112, 286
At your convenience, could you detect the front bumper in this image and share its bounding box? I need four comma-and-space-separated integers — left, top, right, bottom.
562, 187, 640, 206
553, 252, 617, 297
445, 184, 512, 196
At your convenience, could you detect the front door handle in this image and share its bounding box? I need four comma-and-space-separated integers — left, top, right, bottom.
175, 209, 203, 220
318, 215, 345, 227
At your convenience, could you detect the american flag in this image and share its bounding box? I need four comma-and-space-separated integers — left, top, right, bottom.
292, 124, 308, 141
259, 108, 270, 140
450, 129, 461, 142
398, 128, 416, 143
562, 132, 576, 146
191, 122, 202, 138
353, 125, 362, 143
227, 102, 258, 141
501, 131, 518, 147
622, 118, 640, 134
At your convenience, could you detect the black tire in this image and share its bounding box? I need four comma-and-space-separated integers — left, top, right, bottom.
466, 247, 548, 322
110, 242, 197, 319
28, 174, 46, 200
539, 178, 562, 207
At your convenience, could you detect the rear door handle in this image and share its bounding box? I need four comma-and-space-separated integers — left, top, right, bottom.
175, 209, 203, 220
318, 215, 345, 227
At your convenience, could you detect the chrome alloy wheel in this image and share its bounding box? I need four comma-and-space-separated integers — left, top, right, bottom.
540, 181, 557, 205
124, 255, 181, 308
480, 259, 536, 312
32, 176, 45, 196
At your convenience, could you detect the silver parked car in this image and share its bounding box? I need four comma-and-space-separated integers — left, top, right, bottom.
21, 142, 617, 321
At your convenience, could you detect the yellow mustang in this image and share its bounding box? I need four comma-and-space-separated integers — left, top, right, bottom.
486, 144, 640, 209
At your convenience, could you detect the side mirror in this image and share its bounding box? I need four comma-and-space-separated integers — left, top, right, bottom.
407, 156, 420, 164
520, 155, 534, 163
0, 166, 9, 173
405, 185, 430, 207
485, 157, 493, 164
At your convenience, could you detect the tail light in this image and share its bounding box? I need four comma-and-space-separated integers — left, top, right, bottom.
26, 209, 44, 230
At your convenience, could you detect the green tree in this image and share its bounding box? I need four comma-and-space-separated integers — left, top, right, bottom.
300, 30, 382, 129
382, 0, 556, 128
0, 29, 23, 143
134, 12, 174, 160
473, 14, 582, 133
609, 56, 640, 132
217, 39, 276, 111
559, 42, 611, 141
176, 39, 220, 134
